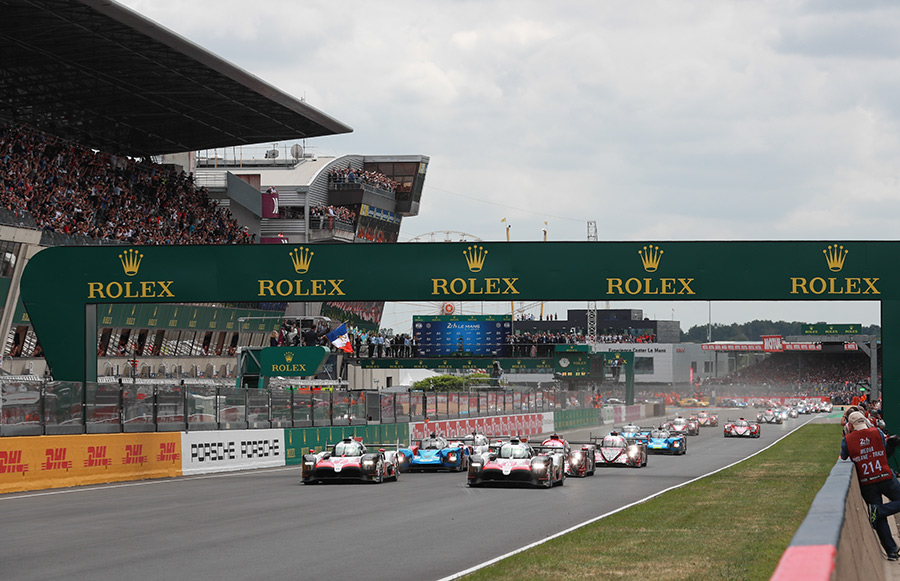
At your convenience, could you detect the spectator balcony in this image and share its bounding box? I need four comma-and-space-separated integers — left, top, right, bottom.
308, 217, 356, 243
327, 181, 396, 207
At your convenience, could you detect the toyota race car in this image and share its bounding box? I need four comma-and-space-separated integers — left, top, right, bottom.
696, 411, 719, 427
646, 428, 687, 455
541, 434, 596, 477
724, 418, 761, 438
397, 434, 471, 472
302, 437, 401, 484
467, 438, 566, 488
592, 432, 647, 467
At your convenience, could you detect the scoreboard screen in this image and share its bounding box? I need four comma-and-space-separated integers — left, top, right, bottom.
413, 315, 512, 357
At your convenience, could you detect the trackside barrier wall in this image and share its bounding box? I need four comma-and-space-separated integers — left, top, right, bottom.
553, 409, 601, 431
409, 413, 555, 441
0, 432, 182, 494
770, 461, 883, 581
181, 429, 284, 476
283, 423, 409, 465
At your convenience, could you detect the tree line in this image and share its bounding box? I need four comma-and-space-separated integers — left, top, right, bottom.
681, 320, 881, 342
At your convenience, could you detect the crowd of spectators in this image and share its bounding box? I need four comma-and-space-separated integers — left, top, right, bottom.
597, 333, 656, 343
0, 124, 252, 245
270, 319, 331, 348
310, 204, 355, 229
507, 332, 586, 357
327, 165, 398, 193
345, 328, 417, 358
704, 352, 876, 397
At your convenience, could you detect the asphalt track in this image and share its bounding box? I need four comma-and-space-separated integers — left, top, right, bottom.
0, 409, 815, 581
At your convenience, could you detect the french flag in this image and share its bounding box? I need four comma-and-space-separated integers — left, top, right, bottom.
326, 323, 354, 353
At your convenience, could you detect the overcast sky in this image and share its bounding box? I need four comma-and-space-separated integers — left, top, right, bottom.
120, 0, 896, 333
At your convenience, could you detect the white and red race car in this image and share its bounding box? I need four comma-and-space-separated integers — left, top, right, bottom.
696, 411, 719, 427
301, 437, 401, 484
723, 418, 761, 438
541, 433, 596, 477
468, 438, 566, 488
592, 432, 647, 468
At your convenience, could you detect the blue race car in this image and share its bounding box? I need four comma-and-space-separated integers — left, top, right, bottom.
646, 428, 687, 455
398, 434, 470, 472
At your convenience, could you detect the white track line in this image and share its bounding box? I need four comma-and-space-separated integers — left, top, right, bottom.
436, 416, 821, 581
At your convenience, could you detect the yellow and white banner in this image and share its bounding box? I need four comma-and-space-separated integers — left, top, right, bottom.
0, 433, 182, 494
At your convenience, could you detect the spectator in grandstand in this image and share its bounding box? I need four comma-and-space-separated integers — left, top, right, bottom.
0, 124, 252, 245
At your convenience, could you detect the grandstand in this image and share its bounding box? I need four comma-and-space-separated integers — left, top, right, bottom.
0, 0, 427, 380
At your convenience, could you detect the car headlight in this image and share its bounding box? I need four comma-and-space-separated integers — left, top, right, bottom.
448, 453, 457, 462
363, 460, 375, 466
673, 441, 681, 447
628, 448, 638, 458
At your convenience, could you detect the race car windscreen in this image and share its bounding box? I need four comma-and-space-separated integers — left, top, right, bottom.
499, 445, 531, 459
650, 430, 669, 439
334, 441, 365, 456
421, 438, 446, 449
603, 436, 626, 448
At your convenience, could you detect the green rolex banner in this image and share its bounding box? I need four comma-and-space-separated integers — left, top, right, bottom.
259, 346, 330, 377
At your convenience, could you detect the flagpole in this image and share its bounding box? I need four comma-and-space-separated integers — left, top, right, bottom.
504, 220, 513, 319
540, 222, 547, 320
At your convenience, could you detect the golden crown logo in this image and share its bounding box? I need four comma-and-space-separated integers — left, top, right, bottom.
823, 244, 848, 272
463, 245, 487, 272
290, 247, 314, 274
638, 245, 663, 272
285, 352, 294, 363
119, 249, 143, 277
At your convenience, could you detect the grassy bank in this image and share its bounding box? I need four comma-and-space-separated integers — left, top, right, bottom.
465, 423, 842, 581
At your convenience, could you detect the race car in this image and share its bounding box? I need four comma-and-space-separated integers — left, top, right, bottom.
663, 416, 699, 437
724, 418, 761, 438
467, 438, 566, 488
302, 437, 401, 484
756, 408, 782, 424
397, 434, 470, 472
646, 428, 687, 455
592, 432, 647, 467
696, 411, 719, 427
541, 434, 596, 477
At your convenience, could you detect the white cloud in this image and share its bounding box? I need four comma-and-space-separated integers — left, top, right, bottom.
117, 0, 900, 328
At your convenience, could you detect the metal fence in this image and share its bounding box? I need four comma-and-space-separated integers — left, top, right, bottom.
0, 381, 597, 436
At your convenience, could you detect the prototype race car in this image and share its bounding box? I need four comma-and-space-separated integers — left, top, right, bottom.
724, 418, 761, 438
302, 437, 401, 484
592, 432, 647, 467
541, 434, 596, 477
397, 434, 471, 472
664, 416, 699, 437
757, 408, 782, 424
467, 438, 566, 488
696, 410, 719, 427
646, 428, 687, 455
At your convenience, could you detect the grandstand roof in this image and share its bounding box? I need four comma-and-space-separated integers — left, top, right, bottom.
0, 0, 352, 156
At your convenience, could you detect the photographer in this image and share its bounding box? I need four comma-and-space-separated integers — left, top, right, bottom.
841, 411, 900, 560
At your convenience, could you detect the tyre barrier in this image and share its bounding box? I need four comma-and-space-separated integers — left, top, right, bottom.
771, 460, 884, 581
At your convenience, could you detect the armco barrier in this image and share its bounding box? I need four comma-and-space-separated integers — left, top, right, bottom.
283, 423, 409, 465
0, 432, 182, 494
554, 409, 602, 431
771, 461, 884, 581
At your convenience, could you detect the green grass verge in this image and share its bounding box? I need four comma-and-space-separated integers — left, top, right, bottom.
464, 423, 842, 581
